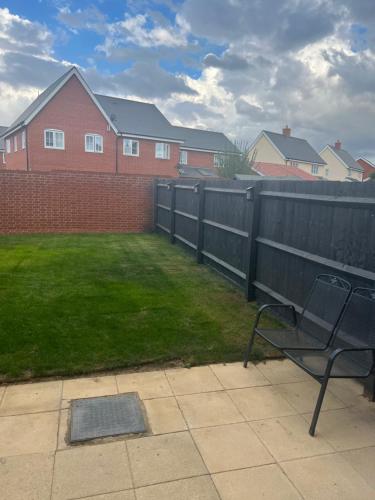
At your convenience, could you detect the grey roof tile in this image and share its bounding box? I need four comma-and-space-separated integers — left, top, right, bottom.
331, 146, 363, 172
173, 126, 238, 153
95, 94, 182, 141
0, 125, 8, 150
264, 130, 326, 164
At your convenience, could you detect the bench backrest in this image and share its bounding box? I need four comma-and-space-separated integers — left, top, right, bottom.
332, 287, 375, 371
299, 274, 351, 345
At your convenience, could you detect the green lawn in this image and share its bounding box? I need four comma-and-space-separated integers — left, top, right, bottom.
0, 233, 280, 381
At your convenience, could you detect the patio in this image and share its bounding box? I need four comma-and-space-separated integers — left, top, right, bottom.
0, 359, 374, 499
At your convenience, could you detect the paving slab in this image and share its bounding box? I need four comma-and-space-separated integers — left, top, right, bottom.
177, 391, 244, 428
302, 406, 375, 451
0, 411, 58, 457
135, 476, 220, 500
143, 397, 187, 435
212, 464, 302, 500
250, 414, 334, 461
126, 431, 207, 488
0, 452, 54, 500
210, 362, 270, 389
192, 422, 274, 473
52, 441, 132, 499
165, 366, 223, 395
275, 380, 346, 413
280, 453, 375, 499
116, 371, 172, 400
62, 375, 118, 401
256, 359, 310, 384
0, 381, 62, 416
228, 386, 296, 421
82, 491, 135, 499
341, 446, 375, 489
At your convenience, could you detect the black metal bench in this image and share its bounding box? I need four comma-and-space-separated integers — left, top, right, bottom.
243, 275, 375, 436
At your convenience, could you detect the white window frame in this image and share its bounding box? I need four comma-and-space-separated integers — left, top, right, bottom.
213, 153, 224, 168
179, 150, 188, 165
155, 142, 170, 160
14, 135, 17, 152
21, 130, 26, 149
123, 139, 139, 156
85, 133, 103, 153
311, 164, 319, 175
44, 129, 65, 150
6, 139, 10, 154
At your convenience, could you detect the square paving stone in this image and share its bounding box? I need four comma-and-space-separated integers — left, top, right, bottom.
0, 381, 62, 416
143, 397, 187, 434
210, 362, 270, 390
70, 393, 146, 443
280, 454, 374, 499
165, 366, 223, 395
0, 452, 54, 500
52, 441, 132, 499
135, 476, 220, 500
212, 464, 302, 500
127, 431, 207, 487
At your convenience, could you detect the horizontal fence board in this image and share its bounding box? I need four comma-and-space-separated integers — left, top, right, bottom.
260, 190, 375, 207
201, 250, 247, 279
203, 218, 249, 238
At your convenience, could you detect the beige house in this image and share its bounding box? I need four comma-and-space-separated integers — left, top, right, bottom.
320, 141, 364, 181
248, 127, 326, 178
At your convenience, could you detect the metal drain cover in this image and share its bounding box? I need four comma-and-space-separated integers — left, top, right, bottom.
70, 393, 147, 443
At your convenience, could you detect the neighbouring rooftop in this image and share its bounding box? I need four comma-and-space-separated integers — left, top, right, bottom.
0, 359, 374, 499
263, 130, 326, 165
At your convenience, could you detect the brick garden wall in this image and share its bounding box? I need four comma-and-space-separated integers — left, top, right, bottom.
0, 170, 154, 234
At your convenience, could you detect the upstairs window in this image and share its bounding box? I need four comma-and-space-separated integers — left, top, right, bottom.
6, 139, 10, 154
44, 129, 64, 150
291, 160, 299, 167
311, 164, 319, 175
85, 134, 103, 153
213, 153, 224, 168
14, 136, 17, 152
124, 139, 139, 156
179, 150, 188, 165
155, 142, 170, 160
21, 131, 26, 149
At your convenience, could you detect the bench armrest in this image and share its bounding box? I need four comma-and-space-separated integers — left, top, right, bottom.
255, 303, 297, 329
329, 347, 375, 362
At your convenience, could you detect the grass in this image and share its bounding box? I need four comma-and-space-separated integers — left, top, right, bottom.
0, 233, 280, 381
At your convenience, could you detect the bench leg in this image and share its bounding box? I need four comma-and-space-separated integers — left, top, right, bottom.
309, 375, 329, 436
244, 329, 257, 368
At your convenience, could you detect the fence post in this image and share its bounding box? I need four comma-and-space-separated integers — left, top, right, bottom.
169, 181, 176, 244
245, 181, 262, 301
196, 181, 206, 263
153, 179, 159, 231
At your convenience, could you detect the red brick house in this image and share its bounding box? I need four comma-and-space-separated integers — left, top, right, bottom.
357, 157, 375, 181
1, 67, 236, 177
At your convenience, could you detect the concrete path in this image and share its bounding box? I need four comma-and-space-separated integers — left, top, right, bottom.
0, 360, 374, 499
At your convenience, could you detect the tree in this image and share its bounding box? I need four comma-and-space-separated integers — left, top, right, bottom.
216, 140, 258, 179
369, 172, 375, 181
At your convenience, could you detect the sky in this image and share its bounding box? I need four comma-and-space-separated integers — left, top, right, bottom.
1, 0, 375, 160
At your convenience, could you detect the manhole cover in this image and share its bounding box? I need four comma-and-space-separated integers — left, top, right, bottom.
70, 393, 147, 443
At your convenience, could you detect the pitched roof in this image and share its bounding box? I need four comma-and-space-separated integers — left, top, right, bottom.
177, 165, 218, 178
0, 125, 8, 150
357, 157, 375, 180
173, 126, 238, 153
3, 66, 236, 151
263, 130, 326, 164
6, 68, 75, 136
95, 94, 182, 141
253, 162, 317, 180
327, 145, 363, 172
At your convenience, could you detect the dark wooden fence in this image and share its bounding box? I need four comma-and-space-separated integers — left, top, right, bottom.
155, 178, 375, 306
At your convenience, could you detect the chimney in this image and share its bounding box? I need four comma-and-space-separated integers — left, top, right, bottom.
334, 140, 341, 150
282, 125, 291, 137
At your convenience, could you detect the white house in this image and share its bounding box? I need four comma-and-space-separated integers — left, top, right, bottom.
320, 141, 363, 181
248, 127, 326, 178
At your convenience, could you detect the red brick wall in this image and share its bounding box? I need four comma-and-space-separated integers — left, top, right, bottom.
0, 171, 154, 234
117, 138, 179, 177
26, 75, 117, 173
183, 149, 215, 168
3, 128, 28, 170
